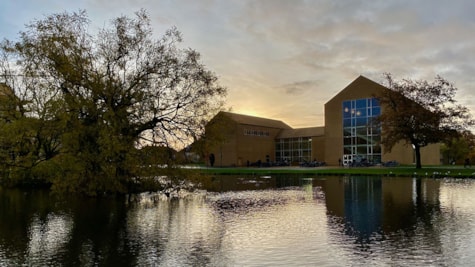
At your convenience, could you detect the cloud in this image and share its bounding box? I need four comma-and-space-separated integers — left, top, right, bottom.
2, 0, 475, 127
280, 80, 320, 95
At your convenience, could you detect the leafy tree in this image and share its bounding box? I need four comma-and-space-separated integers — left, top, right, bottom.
376, 73, 474, 169
441, 130, 475, 165
0, 83, 54, 184
0, 10, 226, 195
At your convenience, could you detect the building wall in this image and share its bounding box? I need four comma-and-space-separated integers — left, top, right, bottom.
420, 144, 441, 165
381, 140, 413, 164
235, 124, 280, 166
312, 135, 326, 162
208, 122, 283, 167
324, 76, 386, 166
383, 141, 441, 165
324, 76, 441, 166
209, 121, 238, 167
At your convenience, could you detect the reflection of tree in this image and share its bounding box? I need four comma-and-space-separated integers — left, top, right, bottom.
382, 178, 441, 232
0, 188, 43, 264
60, 197, 134, 266
0, 189, 136, 266
382, 178, 443, 257
0, 189, 228, 266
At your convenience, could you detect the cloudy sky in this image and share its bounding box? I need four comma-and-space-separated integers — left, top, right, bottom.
1, 0, 475, 128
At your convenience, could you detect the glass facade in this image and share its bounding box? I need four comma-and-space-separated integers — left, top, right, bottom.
342, 98, 381, 164
275, 137, 312, 163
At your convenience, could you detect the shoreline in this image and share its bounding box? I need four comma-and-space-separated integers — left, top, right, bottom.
196, 165, 475, 178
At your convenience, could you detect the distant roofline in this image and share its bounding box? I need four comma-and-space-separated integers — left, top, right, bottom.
219, 76, 387, 132
277, 126, 324, 139
220, 111, 293, 129
218, 111, 326, 136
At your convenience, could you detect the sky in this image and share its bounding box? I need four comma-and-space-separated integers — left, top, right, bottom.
1, 0, 475, 128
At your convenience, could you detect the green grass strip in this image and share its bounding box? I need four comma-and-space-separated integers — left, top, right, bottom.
193, 165, 475, 178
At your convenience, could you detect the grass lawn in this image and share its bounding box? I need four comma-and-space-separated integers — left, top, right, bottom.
195, 165, 475, 178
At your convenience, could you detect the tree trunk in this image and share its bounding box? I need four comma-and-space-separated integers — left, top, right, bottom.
415, 145, 422, 169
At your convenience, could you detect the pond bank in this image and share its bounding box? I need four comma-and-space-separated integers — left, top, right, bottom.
197, 165, 475, 178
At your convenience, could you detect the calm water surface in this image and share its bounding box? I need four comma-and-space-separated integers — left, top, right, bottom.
1, 176, 475, 266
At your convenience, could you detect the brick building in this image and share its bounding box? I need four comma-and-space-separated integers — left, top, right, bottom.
205, 76, 440, 167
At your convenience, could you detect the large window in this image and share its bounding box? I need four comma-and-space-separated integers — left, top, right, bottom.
342, 98, 381, 164
275, 137, 312, 163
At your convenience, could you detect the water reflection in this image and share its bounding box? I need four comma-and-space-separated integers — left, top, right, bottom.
27, 213, 73, 265
1, 176, 475, 266
322, 177, 470, 266
126, 193, 226, 266
324, 177, 442, 240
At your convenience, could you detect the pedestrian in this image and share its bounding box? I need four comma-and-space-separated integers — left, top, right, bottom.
209, 153, 215, 167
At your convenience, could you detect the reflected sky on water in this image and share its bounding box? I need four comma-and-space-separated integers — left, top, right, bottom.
1, 176, 475, 266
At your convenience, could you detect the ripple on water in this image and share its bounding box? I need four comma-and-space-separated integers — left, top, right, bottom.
3, 178, 475, 266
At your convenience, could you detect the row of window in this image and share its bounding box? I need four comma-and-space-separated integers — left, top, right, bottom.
343, 107, 381, 118
343, 98, 380, 111
244, 129, 270, 137
275, 137, 312, 162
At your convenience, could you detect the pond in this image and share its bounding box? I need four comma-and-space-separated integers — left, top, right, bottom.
1, 175, 475, 266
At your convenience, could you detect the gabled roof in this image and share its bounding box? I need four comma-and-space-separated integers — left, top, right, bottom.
325, 75, 388, 105
344, 75, 385, 90
221, 111, 292, 129
277, 126, 324, 139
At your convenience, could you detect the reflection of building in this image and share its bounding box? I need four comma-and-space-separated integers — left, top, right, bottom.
323, 177, 382, 240
205, 76, 440, 167
322, 176, 441, 242
345, 178, 382, 239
